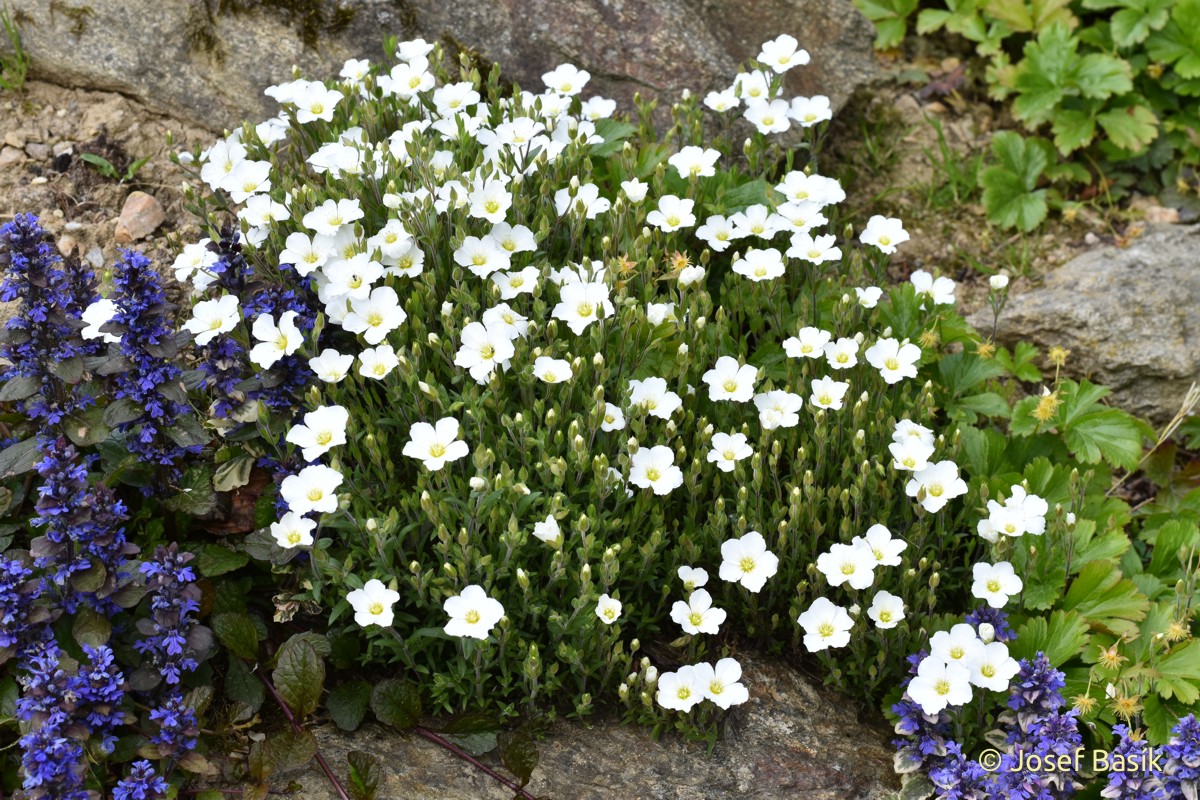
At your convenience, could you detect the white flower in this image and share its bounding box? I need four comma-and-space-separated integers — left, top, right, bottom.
704, 89, 740, 112
730, 205, 782, 239
532, 515, 562, 547
468, 178, 512, 224
809, 376, 850, 410
553, 281, 614, 334
852, 524, 907, 567
860, 215, 909, 254
183, 295, 240, 346
783, 327, 831, 359
402, 418, 470, 471
280, 464, 343, 515
733, 247, 786, 281
677, 566, 709, 591
695, 658, 750, 709
977, 485, 1049, 541
358, 344, 400, 380
667, 146, 721, 179
443, 585, 505, 639
280, 232, 333, 276
455, 322, 516, 385
173, 239, 220, 288
621, 178, 649, 203
543, 63, 590, 95
775, 200, 828, 234
248, 311, 303, 369
200, 139, 246, 189
908, 657, 972, 714
596, 594, 623, 625
910, 269, 957, 306
271, 512, 317, 549
656, 665, 703, 712
695, 215, 737, 252
302, 198, 363, 236
970, 642, 1020, 692
221, 160, 272, 203
646, 195, 696, 232
971, 561, 1024, 608
855, 286, 883, 308
646, 302, 676, 326
678, 265, 706, 286
905, 461, 968, 512
309, 348, 354, 383
930, 623, 986, 668
295, 82, 344, 123
816, 543, 877, 590
823, 337, 859, 369
758, 34, 810, 72
990, 274, 1010, 290
342, 286, 407, 345
743, 98, 791, 134
865, 338, 921, 384
867, 591, 905, 629
601, 403, 626, 432
492, 266, 541, 300
797, 597, 853, 652
554, 183, 610, 219
286, 405, 350, 462
893, 419, 935, 447
754, 390, 803, 430
324, 254, 383, 302
628, 377, 682, 419
719, 530, 779, 592
888, 437, 935, 472
629, 445, 683, 495
775, 172, 846, 206
702, 356, 757, 402
346, 579, 400, 628
789, 95, 832, 126
707, 432, 753, 472
532, 356, 573, 384
81, 299, 120, 343
580, 96, 617, 120
380, 60, 434, 98
454, 235, 510, 278
671, 588, 727, 635
787, 233, 842, 264
489, 223, 537, 254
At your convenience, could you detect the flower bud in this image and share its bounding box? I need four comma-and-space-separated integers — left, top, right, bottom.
978, 623, 996, 643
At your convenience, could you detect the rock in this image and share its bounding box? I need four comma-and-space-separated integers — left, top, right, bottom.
0, 146, 23, 169
19, 0, 876, 133
973, 225, 1200, 423
3, 131, 25, 149
52, 141, 75, 158
289, 655, 896, 800
1145, 206, 1181, 225
24, 143, 52, 161
114, 191, 165, 243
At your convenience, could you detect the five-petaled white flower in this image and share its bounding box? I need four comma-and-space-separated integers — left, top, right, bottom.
346, 579, 400, 628
906, 460, 969, 513
286, 405, 350, 462
280, 464, 343, 515
533, 356, 573, 384
930, 623, 985, 669
271, 511, 317, 549
865, 338, 921, 384
455, 322, 516, 385
908, 656, 972, 714
677, 566, 709, 592
403, 418, 470, 471
553, 281, 614, 334
443, 585, 505, 639
971, 561, 1024, 608
702, 356, 758, 402
809, 376, 850, 411
707, 432, 753, 472
532, 515, 562, 547
733, 248, 786, 281
797, 597, 853, 652
977, 485, 1048, 541
823, 337, 859, 370
81, 299, 121, 343
695, 658, 750, 709
852, 524, 907, 568
358, 344, 399, 380
249, 311, 303, 369
183, 295, 240, 346
910, 269, 957, 306
668, 146, 721, 179
816, 543, 877, 590
889, 437, 934, 472
646, 195, 696, 232
656, 665, 703, 712
867, 591, 905, 629
342, 286, 406, 345
670, 588, 727, 635
719, 530, 779, 592
596, 594, 623, 625
860, 215, 909, 254
783, 327, 831, 359
629, 377, 682, 419
754, 390, 803, 430
629, 445, 684, 495
969, 642, 1020, 692
601, 403, 626, 432
758, 33, 810, 72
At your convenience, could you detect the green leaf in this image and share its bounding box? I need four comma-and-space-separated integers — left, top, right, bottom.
1009, 609, 1090, 665
1062, 561, 1148, 634
197, 544, 249, 578
64, 407, 111, 447
1146, 0, 1200, 79
224, 653, 265, 713
72, 606, 112, 648
1097, 104, 1159, 152
273, 641, 324, 720
0, 438, 40, 478
248, 729, 317, 780
370, 679, 421, 729
1094, 0, 1173, 47
1051, 108, 1096, 154
164, 465, 217, 516
498, 729, 539, 787
1141, 694, 1179, 744
1157, 640, 1200, 704
212, 612, 260, 661
346, 751, 381, 800
328, 679, 372, 732
1147, 520, 1200, 578
981, 132, 1051, 231
1062, 408, 1145, 470
856, 0, 920, 48
986, 0, 1076, 32
47, 355, 84, 384
213, 455, 255, 492
1012, 24, 1078, 123
0, 375, 41, 401
80, 152, 118, 177
590, 119, 635, 157
1075, 53, 1133, 98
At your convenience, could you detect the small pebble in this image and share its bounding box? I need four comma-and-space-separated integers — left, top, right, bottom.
0, 146, 23, 169
30, 176, 48, 185
25, 143, 51, 160
1084, 232, 1100, 246
114, 190, 166, 243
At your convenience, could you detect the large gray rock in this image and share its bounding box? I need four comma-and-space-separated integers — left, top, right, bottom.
977, 224, 1200, 424
290, 655, 897, 799
11, 0, 876, 133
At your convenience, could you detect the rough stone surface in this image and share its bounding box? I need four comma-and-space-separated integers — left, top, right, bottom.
15, 0, 876, 132
114, 191, 166, 243
0, 146, 23, 169
973, 224, 1200, 423
286, 655, 897, 800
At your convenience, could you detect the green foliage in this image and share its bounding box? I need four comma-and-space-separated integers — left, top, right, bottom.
857, 0, 922, 48
0, 3, 28, 93
980, 131, 1051, 231
80, 152, 152, 183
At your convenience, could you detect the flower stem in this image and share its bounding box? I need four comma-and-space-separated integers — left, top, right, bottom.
255, 669, 352, 800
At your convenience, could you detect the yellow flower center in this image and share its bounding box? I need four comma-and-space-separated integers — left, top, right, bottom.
723, 380, 738, 393
739, 556, 756, 573
645, 468, 661, 482
950, 646, 964, 660
428, 443, 446, 458
879, 611, 892, 622
885, 358, 899, 370
818, 622, 834, 637
982, 664, 995, 678
464, 609, 480, 624
987, 580, 1001, 592
576, 303, 594, 318
368, 601, 383, 615
688, 612, 703, 626
480, 345, 495, 359
316, 431, 333, 445
935, 679, 951, 696
306, 488, 323, 501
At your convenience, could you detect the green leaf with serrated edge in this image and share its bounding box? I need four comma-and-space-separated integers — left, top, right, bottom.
1097, 104, 1159, 152
224, 653, 265, 714
328, 679, 372, 732
0, 375, 41, 402
1147, 520, 1200, 578
164, 465, 217, 515
1062, 561, 1148, 634
346, 751, 381, 800
274, 631, 331, 662
64, 407, 110, 447
1051, 108, 1096, 154
370, 679, 421, 729
1157, 640, 1200, 704
498, 729, 539, 787
0, 438, 39, 478
197, 544, 249, 578
444, 731, 499, 757
212, 612, 259, 661
1012, 25, 1077, 124
274, 641, 323, 720
1008, 610, 1090, 665
987, 0, 1075, 32
1142, 694, 1179, 745
1063, 408, 1145, 470
982, 168, 1048, 230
